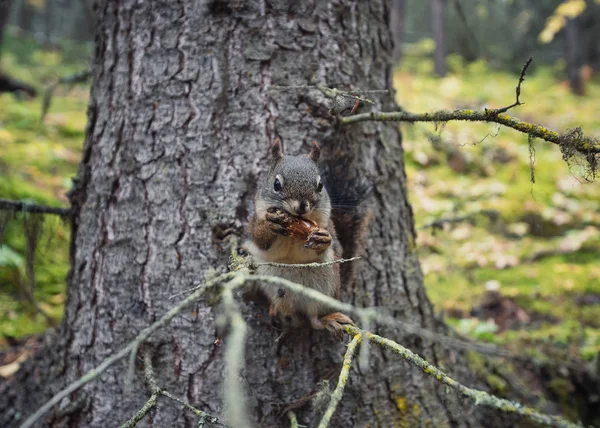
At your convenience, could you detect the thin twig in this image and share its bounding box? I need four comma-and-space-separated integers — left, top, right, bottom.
160, 390, 217, 425
120, 392, 158, 428
124, 341, 140, 393
345, 325, 581, 428
222, 275, 251, 428
168, 271, 237, 299
288, 411, 299, 428
254, 257, 361, 269
119, 349, 160, 428
418, 210, 499, 230
0, 199, 71, 217
249, 274, 513, 359
271, 85, 387, 95
317, 334, 362, 428
120, 346, 220, 427
492, 57, 533, 114
41, 68, 92, 121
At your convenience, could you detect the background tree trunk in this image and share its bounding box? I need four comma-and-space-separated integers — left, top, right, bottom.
565, 17, 584, 95
1, 1, 522, 427
0, 0, 13, 51
432, 0, 447, 77
390, 0, 405, 63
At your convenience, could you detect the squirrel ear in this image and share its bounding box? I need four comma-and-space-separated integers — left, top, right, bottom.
308, 141, 320, 162
271, 139, 283, 161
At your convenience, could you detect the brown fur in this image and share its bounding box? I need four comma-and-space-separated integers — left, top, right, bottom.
245, 141, 364, 339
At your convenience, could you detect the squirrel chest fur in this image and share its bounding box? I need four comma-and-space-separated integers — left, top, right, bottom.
244, 140, 358, 337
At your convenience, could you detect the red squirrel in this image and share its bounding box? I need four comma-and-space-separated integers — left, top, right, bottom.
244, 140, 371, 339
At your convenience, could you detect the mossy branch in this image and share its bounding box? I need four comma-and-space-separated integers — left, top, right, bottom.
249, 273, 512, 359
339, 109, 599, 157
120, 348, 220, 428
222, 274, 251, 428
317, 334, 362, 428
310, 57, 598, 174
0, 198, 71, 218
288, 411, 300, 428
344, 325, 581, 428
23, 261, 581, 428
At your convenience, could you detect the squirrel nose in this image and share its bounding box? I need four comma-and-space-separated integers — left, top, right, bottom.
298, 200, 310, 215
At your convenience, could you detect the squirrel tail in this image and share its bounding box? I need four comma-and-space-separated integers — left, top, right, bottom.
322, 172, 373, 287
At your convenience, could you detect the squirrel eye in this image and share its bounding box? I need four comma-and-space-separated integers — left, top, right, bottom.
274, 178, 282, 192
317, 179, 323, 193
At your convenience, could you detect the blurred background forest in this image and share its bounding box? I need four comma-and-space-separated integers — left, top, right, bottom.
0, 0, 598, 404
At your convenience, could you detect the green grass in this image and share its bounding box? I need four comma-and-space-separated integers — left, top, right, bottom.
0, 30, 90, 343
398, 42, 600, 362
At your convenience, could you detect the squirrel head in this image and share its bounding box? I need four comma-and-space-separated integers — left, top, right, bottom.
256, 139, 331, 225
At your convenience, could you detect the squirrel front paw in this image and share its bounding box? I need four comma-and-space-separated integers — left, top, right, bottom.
310, 312, 355, 341
265, 208, 293, 236
304, 229, 332, 253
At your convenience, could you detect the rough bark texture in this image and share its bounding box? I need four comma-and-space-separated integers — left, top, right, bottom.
565, 18, 583, 96
1, 1, 519, 427
389, 0, 404, 63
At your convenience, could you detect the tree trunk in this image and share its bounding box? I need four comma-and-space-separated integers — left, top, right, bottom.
1, 1, 520, 427
0, 0, 13, 51
390, 0, 405, 64
565, 17, 584, 96
15, 0, 34, 35
432, 0, 447, 77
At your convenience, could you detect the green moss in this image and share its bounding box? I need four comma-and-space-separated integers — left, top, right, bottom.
0, 34, 89, 344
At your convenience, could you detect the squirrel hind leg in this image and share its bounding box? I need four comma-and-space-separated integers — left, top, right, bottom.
310, 312, 354, 341
269, 302, 302, 332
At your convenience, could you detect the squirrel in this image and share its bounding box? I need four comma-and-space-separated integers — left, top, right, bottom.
243, 139, 371, 339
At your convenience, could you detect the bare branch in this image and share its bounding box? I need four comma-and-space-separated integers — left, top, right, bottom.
288, 412, 299, 428
168, 271, 237, 300
249, 274, 513, 359
159, 390, 217, 426
254, 257, 361, 269
345, 326, 581, 428
222, 274, 251, 428
418, 210, 500, 230
0, 199, 71, 218
317, 334, 362, 428
41, 68, 92, 121
120, 348, 220, 427
119, 348, 159, 428
120, 392, 158, 428
492, 57, 533, 114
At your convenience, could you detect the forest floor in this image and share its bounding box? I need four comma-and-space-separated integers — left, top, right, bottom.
0, 33, 599, 383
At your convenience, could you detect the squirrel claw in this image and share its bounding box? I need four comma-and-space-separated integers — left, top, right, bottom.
267, 222, 291, 236
305, 229, 332, 252
311, 312, 354, 341
265, 209, 293, 236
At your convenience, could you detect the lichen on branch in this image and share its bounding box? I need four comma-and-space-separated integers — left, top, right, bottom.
22, 256, 583, 428
340, 109, 599, 158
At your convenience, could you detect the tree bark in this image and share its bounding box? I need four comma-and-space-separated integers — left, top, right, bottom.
0, 0, 13, 51
432, 0, 447, 77
1, 1, 522, 427
565, 17, 584, 96
389, 0, 405, 63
